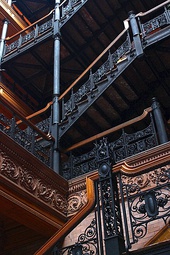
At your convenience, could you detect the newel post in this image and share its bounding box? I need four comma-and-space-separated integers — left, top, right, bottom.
96, 138, 125, 255
129, 11, 143, 57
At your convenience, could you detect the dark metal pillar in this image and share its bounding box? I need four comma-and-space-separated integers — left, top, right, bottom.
152, 97, 168, 144
96, 139, 125, 255
129, 11, 143, 57
52, 0, 61, 173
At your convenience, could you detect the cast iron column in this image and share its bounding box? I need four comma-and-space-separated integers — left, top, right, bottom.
152, 97, 168, 144
96, 139, 125, 255
52, 0, 61, 173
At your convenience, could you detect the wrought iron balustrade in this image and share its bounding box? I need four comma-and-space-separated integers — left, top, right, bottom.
2, 0, 88, 59
53, 151, 170, 255
53, 218, 98, 255
0, 112, 53, 167
119, 164, 170, 249
61, 109, 159, 180
59, 2, 170, 135
60, 0, 88, 26
61, 34, 132, 122
139, 5, 170, 37
4, 17, 54, 57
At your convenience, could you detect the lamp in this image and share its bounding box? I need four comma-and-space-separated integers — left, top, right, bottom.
71, 243, 82, 255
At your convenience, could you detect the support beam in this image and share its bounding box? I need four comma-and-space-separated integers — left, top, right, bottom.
52, 0, 61, 173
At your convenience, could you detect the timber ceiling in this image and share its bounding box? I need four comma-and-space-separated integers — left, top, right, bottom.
1, 0, 170, 153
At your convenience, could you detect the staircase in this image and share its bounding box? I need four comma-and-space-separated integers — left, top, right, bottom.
59, 34, 136, 137
1, 1, 170, 141
58, 22, 170, 137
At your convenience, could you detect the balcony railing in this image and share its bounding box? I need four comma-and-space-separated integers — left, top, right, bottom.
0, 91, 169, 176
0, 94, 54, 167
61, 98, 169, 180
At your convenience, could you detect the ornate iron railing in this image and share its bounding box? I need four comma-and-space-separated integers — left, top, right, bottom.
2, 0, 88, 59
60, 0, 88, 26
61, 111, 159, 180
0, 112, 53, 167
59, 3, 170, 131
53, 156, 170, 255
95, 136, 170, 254
61, 34, 131, 120
4, 17, 54, 56
119, 164, 170, 248
139, 5, 170, 37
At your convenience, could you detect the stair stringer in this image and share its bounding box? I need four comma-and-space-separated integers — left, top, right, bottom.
59, 51, 137, 138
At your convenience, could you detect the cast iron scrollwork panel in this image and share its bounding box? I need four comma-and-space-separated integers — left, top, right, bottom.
62, 148, 97, 179
56, 218, 98, 255
121, 166, 170, 244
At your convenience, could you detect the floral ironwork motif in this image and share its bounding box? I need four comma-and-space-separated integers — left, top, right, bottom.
120, 165, 170, 245
57, 218, 97, 255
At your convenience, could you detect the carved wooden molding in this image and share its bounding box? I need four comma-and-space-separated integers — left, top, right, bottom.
0, 132, 68, 217
67, 176, 87, 216
113, 141, 170, 175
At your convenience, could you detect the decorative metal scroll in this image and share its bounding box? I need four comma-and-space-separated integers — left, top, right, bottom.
61, 115, 158, 180
0, 114, 52, 167
119, 165, 170, 247
99, 177, 124, 239
55, 218, 98, 255
140, 7, 170, 36
62, 147, 97, 179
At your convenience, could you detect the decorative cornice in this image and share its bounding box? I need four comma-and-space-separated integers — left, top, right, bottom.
113, 142, 170, 175
0, 149, 68, 214
68, 175, 86, 194
0, 132, 68, 217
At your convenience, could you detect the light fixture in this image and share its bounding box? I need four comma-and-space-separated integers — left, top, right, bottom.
0, 87, 3, 94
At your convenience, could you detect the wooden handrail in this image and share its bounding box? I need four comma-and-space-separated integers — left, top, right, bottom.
136, 0, 170, 17
63, 107, 152, 153
16, 101, 53, 125
5, 9, 54, 41
34, 175, 96, 255
59, 28, 128, 101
